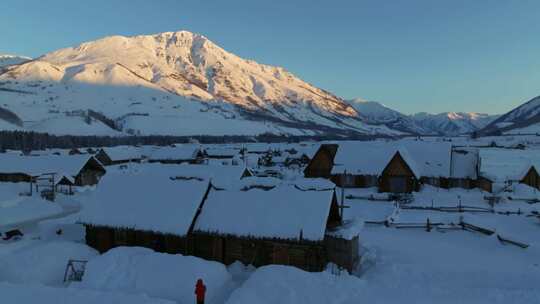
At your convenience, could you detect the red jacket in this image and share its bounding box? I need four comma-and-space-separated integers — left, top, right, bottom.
195, 280, 206, 301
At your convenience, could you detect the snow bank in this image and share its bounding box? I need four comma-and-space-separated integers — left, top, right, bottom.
0, 282, 173, 304
0, 241, 98, 286
226, 265, 363, 304
78, 247, 231, 304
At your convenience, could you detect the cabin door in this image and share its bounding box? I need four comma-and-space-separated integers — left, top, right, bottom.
389, 176, 407, 193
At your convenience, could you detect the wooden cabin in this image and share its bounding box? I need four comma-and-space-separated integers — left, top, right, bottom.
478, 148, 540, 193
307, 142, 482, 193
191, 186, 359, 273
85, 225, 190, 254
303, 144, 338, 178
378, 151, 420, 193
74, 156, 106, 186
0, 154, 106, 187
520, 166, 540, 190
81, 168, 360, 273
80, 170, 211, 254
55, 175, 75, 195
94, 149, 113, 166
149, 146, 207, 164
95, 147, 143, 166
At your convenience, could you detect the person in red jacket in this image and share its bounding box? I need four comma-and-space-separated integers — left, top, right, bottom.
195, 278, 206, 304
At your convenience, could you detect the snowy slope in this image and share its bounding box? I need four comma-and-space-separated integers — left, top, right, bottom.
480, 95, 540, 135
348, 99, 497, 135
0, 31, 401, 137
0, 54, 31, 68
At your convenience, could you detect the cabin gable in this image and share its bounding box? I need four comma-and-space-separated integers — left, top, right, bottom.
74, 157, 106, 186
379, 152, 419, 193
520, 166, 540, 190
327, 191, 342, 228
304, 144, 338, 178
95, 149, 113, 166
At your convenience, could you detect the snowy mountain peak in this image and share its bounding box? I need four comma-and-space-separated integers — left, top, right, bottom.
0, 31, 406, 137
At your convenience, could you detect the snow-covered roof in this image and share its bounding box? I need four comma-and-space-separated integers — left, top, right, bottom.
294, 178, 335, 191
479, 148, 540, 182
156, 163, 246, 189
204, 145, 241, 157
78, 165, 209, 236
0, 153, 100, 177
100, 146, 143, 161
194, 186, 335, 241
149, 145, 204, 161
330, 141, 452, 178
450, 148, 479, 179
54, 174, 75, 185
236, 176, 281, 190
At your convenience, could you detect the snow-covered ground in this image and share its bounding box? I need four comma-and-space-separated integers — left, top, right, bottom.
0, 140, 539, 303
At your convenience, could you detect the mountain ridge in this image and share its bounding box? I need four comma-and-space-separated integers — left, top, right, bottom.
479, 95, 540, 135
0, 30, 402, 137
348, 98, 498, 136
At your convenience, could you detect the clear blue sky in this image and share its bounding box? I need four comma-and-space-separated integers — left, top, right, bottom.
1, 0, 539, 114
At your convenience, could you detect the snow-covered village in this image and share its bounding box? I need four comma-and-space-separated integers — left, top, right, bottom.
1, 1, 540, 303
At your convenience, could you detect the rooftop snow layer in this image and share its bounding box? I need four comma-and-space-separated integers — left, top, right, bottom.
450, 148, 479, 179
194, 185, 335, 241
149, 145, 203, 161
479, 148, 540, 182
78, 165, 209, 236
99, 146, 144, 161
0, 153, 98, 177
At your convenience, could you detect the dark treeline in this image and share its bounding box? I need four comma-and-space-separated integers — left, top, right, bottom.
0, 130, 386, 151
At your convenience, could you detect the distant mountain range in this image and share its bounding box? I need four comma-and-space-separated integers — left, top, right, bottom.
0, 32, 536, 138
347, 98, 499, 136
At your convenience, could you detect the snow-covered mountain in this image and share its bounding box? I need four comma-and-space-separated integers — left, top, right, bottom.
480, 95, 540, 135
347, 99, 430, 134
0, 54, 31, 68
348, 99, 497, 135
0, 31, 401, 137
412, 112, 497, 136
